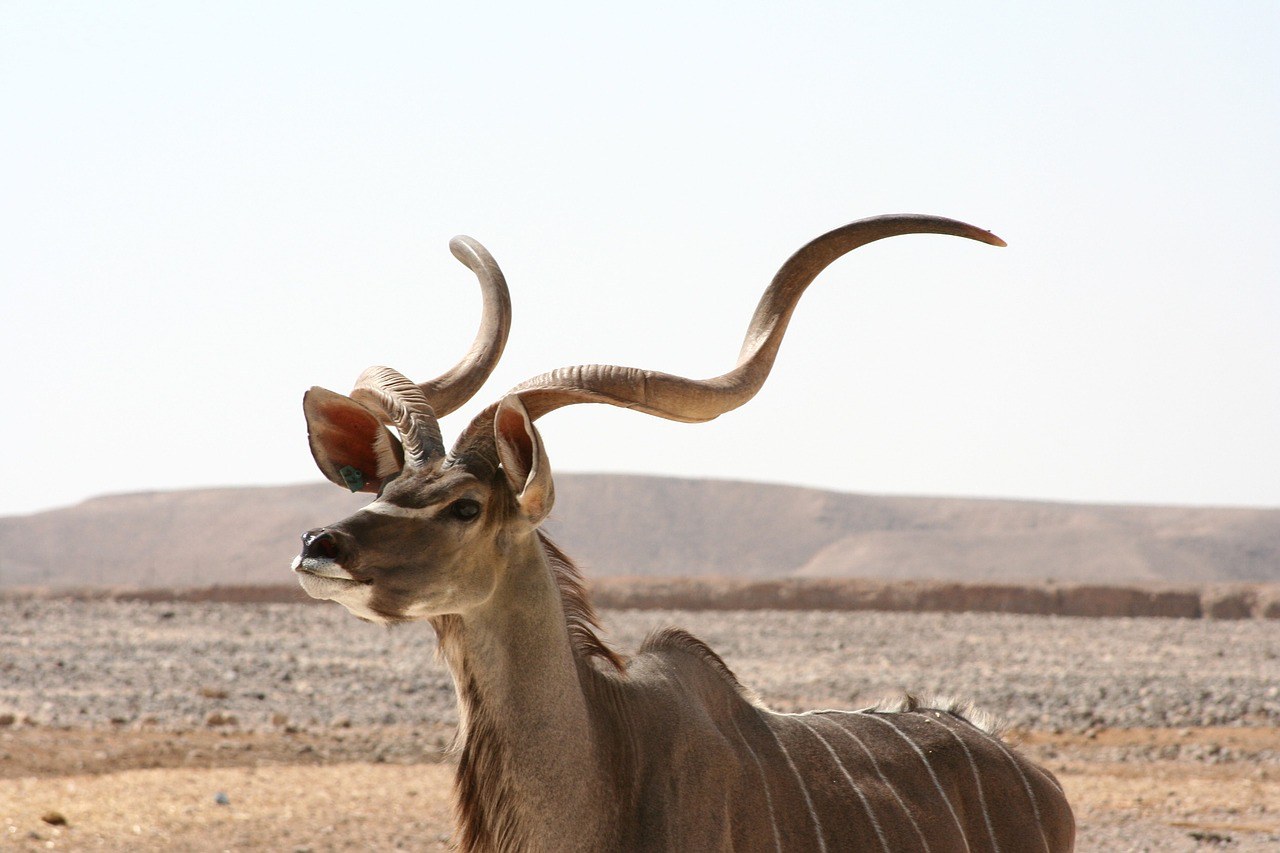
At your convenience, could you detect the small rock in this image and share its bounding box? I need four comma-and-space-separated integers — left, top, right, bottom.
0, 712, 16, 727
1187, 829, 1233, 845
199, 686, 229, 700
214, 791, 230, 806
205, 711, 238, 727
41, 811, 68, 826
330, 714, 352, 729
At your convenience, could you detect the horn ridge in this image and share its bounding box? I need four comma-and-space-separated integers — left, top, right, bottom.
352, 366, 446, 466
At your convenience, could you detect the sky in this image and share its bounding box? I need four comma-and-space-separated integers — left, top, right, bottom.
2, 1, 1278, 517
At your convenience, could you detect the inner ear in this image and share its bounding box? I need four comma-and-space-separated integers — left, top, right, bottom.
304, 387, 405, 493
493, 395, 554, 523
495, 405, 535, 485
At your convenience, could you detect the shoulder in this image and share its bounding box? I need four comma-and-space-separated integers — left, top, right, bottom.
635, 627, 762, 706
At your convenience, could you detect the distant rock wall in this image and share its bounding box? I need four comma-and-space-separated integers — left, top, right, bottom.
589, 577, 1280, 619
7, 578, 1279, 619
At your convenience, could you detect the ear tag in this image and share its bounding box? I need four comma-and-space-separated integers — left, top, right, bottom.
338, 465, 366, 492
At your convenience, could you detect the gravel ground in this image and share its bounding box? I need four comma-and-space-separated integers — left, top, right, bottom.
2, 600, 1279, 850
3, 600, 1277, 733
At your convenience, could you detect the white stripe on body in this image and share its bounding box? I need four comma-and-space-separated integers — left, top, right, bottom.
860, 712, 971, 853
986, 731, 1052, 853
812, 713, 931, 852
1016, 746, 1066, 796
793, 717, 890, 853
761, 719, 829, 853
728, 714, 783, 853
921, 712, 999, 852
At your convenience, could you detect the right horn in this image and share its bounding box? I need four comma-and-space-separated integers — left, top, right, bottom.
507, 214, 1004, 424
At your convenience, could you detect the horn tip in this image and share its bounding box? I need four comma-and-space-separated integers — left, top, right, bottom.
449, 235, 485, 266
982, 230, 1008, 248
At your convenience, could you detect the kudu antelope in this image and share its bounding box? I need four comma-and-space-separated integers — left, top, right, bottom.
294, 217, 1075, 852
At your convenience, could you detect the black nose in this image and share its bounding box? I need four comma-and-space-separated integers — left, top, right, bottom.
301, 529, 341, 560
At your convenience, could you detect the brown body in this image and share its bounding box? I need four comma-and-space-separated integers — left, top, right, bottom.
445, 529, 1072, 852
294, 217, 1075, 851
610, 638, 1071, 852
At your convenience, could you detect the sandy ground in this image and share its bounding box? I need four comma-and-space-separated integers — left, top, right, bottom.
1, 727, 1278, 851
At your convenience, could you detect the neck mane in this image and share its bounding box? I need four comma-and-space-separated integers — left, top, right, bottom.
429, 531, 624, 851
533, 532, 626, 671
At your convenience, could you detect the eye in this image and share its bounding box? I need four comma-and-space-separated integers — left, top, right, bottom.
449, 499, 481, 522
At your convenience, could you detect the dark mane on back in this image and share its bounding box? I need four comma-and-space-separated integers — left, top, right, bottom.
639, 625, 761, 704
867, 693, 1007, 738
537, 531, 625, 671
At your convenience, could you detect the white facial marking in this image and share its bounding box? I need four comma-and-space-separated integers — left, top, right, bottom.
361, 500, 431, 519
295, 571, 384, 623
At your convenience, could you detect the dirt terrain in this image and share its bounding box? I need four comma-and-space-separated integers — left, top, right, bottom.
2, 601, 1278, 850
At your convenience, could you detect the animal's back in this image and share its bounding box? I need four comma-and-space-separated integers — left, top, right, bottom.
619, 631, 1074, 852
755, 701, 1075, 852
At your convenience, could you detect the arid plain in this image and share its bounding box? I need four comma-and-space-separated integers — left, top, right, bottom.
3, 476, 1278, 849
2, 598, 1277, 851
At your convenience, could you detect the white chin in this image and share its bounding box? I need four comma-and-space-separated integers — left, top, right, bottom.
291, 558, 384, 620
297, 574, 387, 623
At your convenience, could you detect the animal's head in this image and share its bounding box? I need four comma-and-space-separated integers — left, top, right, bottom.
296, 384, 554, 623
293, 216, 1004, 623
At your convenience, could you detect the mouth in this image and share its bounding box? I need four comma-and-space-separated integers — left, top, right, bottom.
292, 554, 366, 580
292, 555, 371, 599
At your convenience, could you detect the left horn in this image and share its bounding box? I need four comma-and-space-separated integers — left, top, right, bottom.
415, 236, 513, 417
351, 366, 446, 466
325, 236, 513, 469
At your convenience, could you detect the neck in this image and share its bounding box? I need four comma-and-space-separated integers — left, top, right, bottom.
432, 531, 610, 851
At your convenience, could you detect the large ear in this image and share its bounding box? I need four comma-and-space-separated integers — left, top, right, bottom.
493, 395, 554, 524
303, 387, 405, 493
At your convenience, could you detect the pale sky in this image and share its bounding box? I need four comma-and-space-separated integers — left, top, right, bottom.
2, 1, 1278, 517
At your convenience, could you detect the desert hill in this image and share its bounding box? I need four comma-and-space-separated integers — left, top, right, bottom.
1, 474, 1277, 589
